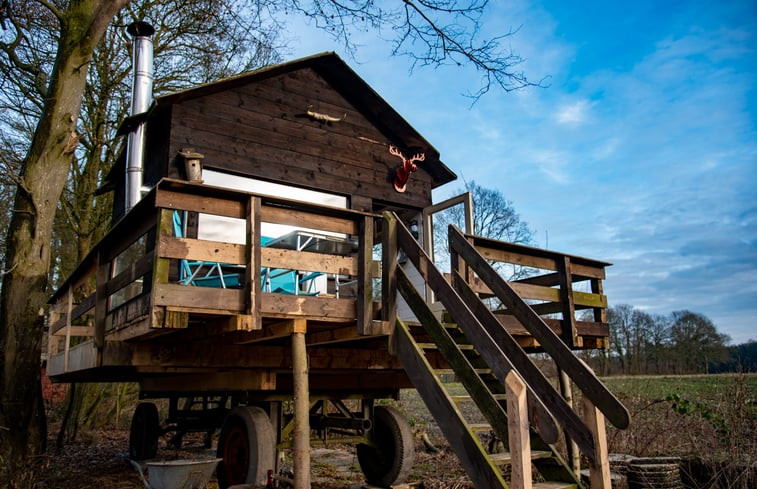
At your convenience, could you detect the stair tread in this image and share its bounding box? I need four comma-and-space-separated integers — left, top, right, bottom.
468, 423, 491, 432
418, 342, 476, 350
489, 450, 553, 464
450, 394, 507, 402
532, 482, 577, 489
435, 368, 492, 375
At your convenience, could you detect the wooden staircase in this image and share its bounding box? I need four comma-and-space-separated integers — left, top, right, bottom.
385, 212, 629, 489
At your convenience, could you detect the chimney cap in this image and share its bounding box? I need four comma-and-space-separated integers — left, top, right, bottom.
127, 21, 155, 37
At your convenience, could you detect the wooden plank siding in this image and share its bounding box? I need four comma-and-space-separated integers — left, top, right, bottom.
166, 68, 435, 208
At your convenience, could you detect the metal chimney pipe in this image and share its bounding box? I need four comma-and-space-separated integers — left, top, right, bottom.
125, 21, 155, 212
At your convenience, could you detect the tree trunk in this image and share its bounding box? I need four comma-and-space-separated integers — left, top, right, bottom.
0, 1, 128, 484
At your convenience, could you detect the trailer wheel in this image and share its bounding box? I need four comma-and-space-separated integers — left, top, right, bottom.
216, 406, 275, 489
129, 402, 160, 460
357, 405, 415, 486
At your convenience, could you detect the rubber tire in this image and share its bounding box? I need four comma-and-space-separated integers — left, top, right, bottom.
357, 405, 415, 486
216, 406, 276, 489
129, 402, 160, 460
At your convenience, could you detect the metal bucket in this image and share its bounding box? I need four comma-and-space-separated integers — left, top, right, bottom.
140, 458, 222, 489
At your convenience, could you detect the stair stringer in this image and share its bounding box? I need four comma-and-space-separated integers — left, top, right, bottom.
393, 317, 510, 489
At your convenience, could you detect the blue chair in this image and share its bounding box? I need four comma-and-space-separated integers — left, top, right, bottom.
260, 235, 321, 295
261, 268, 321, 295
173, 211, 241, 288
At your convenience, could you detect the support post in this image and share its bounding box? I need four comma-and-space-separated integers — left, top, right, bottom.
506, 370, 532, 489
291, 319, 310, 488
558, 368, 581, 475
583, 394, 611, 489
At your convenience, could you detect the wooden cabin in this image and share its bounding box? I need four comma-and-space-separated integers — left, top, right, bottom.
47, 52, 627, 489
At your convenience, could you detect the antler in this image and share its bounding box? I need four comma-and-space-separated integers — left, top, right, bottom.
407, 152, 425, 168
389, 145, 426, 193
388, 145, 404, 159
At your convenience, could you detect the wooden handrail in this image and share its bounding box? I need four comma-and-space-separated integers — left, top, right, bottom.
448, 224, 630, 430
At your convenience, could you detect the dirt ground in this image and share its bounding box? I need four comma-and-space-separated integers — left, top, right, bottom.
30, 427, 472, 489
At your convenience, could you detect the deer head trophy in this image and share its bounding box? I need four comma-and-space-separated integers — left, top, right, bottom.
389, 145, 425, 193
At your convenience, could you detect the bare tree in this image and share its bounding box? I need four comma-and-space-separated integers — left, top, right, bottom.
669, 310, 730, 374
0, 2, 130, 483
432, 179, 534, 276
0, 1, 540, 482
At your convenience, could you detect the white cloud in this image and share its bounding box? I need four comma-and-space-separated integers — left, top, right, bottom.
555, 99, 593, 125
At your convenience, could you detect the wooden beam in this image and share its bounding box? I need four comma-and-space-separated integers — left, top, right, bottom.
261, 206, 357, 235
261, 247, 356, 275
154, 283, 244, 314
159, 235, 244, 264
156, 187, 246, 219
261, 293, 356, 322
235, 319, 308, 344
139, 370, 276, 392
306, 325, 373, 346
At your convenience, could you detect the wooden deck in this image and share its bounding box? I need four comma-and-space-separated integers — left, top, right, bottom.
47, 179, 611, 398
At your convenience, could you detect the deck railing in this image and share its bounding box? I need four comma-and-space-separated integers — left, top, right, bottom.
450, 231, 611, 350
47, 179, 379, 376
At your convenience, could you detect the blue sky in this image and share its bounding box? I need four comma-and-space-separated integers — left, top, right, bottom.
287, 1, 757, 344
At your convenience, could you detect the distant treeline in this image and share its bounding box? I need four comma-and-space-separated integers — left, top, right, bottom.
709, 341, 757, 373
577, 305, 749, 376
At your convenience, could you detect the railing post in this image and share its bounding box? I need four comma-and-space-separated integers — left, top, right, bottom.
357, 214, 374, 335
150, 208, 174, 327
506, 370, 532, 489
558, 367, 581, 475
591, 277, 607, 348
94, 248, 108, 364
583, 393, 611, 488
47, 301, 63, 364
381, 213, 397, 327
557, 255, 580, 348
245, 196, 262, 330
63, 288, 73, 373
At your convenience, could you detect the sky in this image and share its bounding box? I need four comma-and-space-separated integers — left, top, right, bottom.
284, 0, 757, 345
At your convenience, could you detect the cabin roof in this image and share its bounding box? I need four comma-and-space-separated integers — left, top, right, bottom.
152, 52, 457, 188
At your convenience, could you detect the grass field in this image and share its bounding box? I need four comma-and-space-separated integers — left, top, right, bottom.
601, 373, 757, 401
